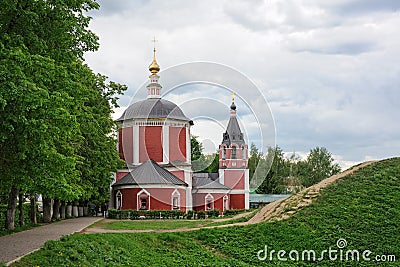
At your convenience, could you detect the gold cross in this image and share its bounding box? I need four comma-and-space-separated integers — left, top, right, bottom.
151, 36, 157, 51
231, 92, 236, 102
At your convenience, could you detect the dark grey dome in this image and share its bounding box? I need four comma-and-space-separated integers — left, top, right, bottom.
117, 98, 191, 122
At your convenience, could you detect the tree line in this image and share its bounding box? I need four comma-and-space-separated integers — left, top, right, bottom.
191, 137, 341, 194
0, 0, 126, 230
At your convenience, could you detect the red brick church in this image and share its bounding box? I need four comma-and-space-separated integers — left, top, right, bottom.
110, 47, 249, 213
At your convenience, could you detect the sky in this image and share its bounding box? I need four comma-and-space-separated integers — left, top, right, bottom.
84, 0, 400, 169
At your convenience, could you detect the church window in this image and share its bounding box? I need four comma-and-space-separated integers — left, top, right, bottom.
172, 189, 180, 210
242, 147, 246, 159
140, 198, 147, 210
137, 189, 150, 210
232, 146, 237, 159
222, 147, 226, 159
205, 194, 214, 210
116, 191, 122, 210
223, 195, 229, 211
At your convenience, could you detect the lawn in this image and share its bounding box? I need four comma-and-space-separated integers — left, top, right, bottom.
100, 211, 256, 230
12, 158, 400, 266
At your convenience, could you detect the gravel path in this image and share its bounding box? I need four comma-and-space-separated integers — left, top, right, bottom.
0, 217, 102, 265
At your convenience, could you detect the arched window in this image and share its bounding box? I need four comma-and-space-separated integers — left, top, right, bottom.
222, 147, 226, 159
116, 191, 122, 210
137, 189, 150, 210
232, 146, 237, 159
172, 189, 180, 210
205, 193, 214, 211
223, 195, 229, 211
242, 147, 246, 159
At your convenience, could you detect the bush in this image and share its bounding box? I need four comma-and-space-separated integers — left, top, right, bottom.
108, 209, 185, 220
197, 210, 206, 219
186, 210, 195, 219
206, 209, 220, 218
223, 209, 247, 216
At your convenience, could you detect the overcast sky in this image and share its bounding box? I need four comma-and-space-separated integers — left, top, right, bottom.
84, 0, 400, 169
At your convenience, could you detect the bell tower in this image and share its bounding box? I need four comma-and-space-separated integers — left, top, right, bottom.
218, 94, 249, 209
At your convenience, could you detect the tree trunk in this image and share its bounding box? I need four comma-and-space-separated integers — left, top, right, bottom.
30, 196, 37, 225
18, 192, 24, 227
52, 199, 61, 220
5, 186, 19, 230
42, 197, 53, 223
60, 201, 66, 219
66, 203, 72, 217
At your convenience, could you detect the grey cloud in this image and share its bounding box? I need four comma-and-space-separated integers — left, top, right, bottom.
333, 0, 400, 15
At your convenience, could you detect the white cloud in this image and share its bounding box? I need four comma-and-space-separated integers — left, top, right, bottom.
85, 0, 400, 167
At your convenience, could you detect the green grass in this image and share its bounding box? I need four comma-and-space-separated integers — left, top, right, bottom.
12, 158, 400, 266
103, 219, 213, 230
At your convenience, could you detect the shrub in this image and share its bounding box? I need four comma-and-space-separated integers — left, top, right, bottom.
186, 210, 195, 219
223, 209, 247, 216
206, 209, 220, 218
197, 210, 206, 219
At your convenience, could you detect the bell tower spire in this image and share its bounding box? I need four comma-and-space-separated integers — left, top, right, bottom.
147, 37, 162, 98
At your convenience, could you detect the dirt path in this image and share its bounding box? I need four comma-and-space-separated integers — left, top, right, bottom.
0, 217, 102, 265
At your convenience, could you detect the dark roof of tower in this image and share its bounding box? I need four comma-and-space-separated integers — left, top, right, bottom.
112, 159, 187, 187
192, 173, 230, 190
116, 98, 191, 122
222, 115, 245, 146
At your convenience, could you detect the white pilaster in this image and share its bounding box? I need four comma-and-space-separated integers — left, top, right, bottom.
133, 125, 139, 164
219, 169, 225, 185
186, 126, 191, 164
162, 125, 169, 163
184, 169, 193, 210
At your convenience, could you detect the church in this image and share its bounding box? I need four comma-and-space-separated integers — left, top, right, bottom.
110, 47, 249, 213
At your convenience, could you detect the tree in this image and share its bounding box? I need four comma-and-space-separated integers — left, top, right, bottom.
248, 143, 262, 181
303, 147, 341, 187
0, 0, 125, 228
256, 146, 289, 194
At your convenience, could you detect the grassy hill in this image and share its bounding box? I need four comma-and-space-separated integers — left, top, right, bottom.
12, 158, 400, 266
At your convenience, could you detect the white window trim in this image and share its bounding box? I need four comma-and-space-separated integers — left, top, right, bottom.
171, 189, 181, 210
223, 195, 229, 211
116, 190, 122, 210
205, 193, 214, 211
137, 189, 151, 210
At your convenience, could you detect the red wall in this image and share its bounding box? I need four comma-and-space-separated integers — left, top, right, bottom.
119, 127, 133, 163
116, 171, 128, 182
193, 193, 226, 212
224, 170, 245, 190
170, 170, 185, 182
229, 194, 245, 209
116, 187, 186, 211
169, 127, 186, 162
139, 126, 162, 162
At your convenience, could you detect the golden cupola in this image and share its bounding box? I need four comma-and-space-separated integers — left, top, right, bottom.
148, 47, 160, 74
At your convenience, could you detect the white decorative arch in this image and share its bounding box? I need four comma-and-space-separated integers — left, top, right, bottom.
223, 195, 229, 211
116, 190, 122, 210
171, 189, 181, 210
205, 193, 214, 211
137, 189, 151, 210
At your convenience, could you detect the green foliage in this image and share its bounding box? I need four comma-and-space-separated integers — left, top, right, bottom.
14, 158, 399, 266
253, 145, 341, 194
191, 135, 219, 173
0, 203, 40, 234
0, 0, 126, 229
223, 209, 248, 216
303, 146, 341, 187
107, 209, 185, 220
